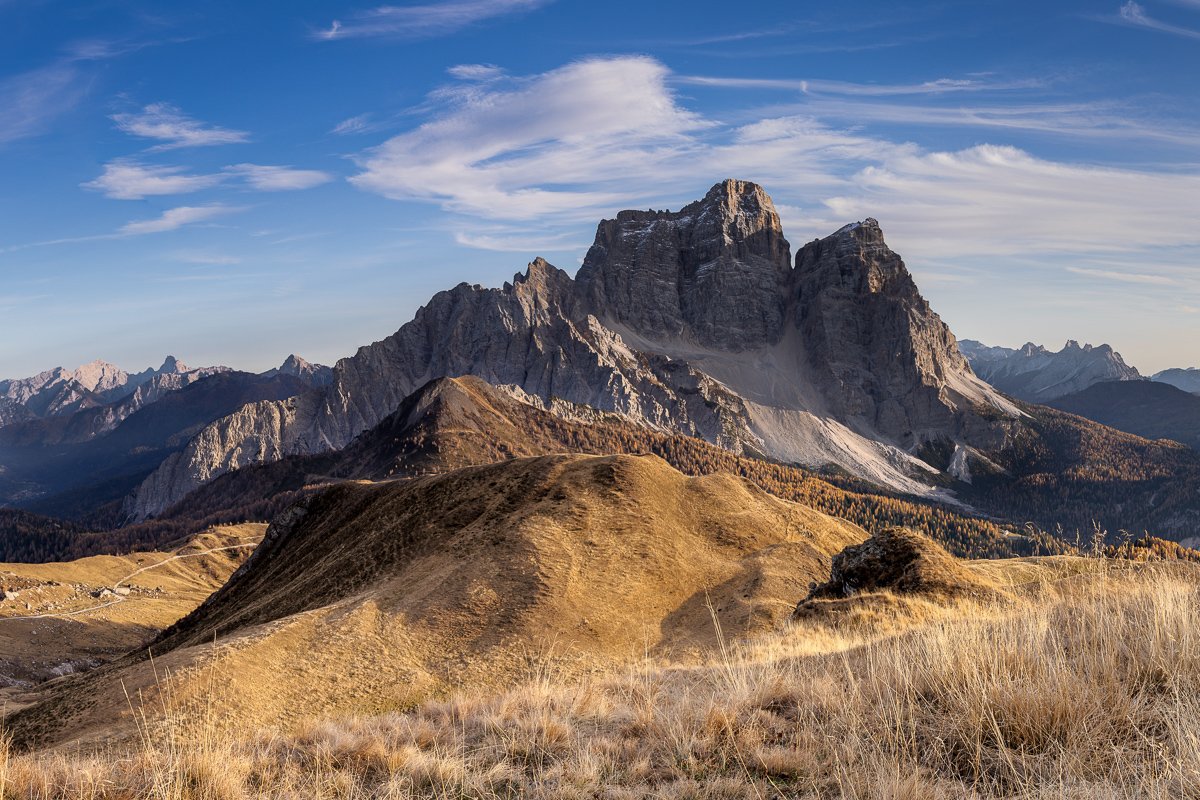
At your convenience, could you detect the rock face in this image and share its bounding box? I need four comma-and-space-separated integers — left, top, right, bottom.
1153, 367, 1200, 394
793, 221, 985, 448
577, 179, 791, 350
960, 339, 1142, 401
126, 180, 1023, 519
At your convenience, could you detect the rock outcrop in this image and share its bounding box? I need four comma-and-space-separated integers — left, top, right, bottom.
797, 526, 997, 605
126, 180, 1024, 519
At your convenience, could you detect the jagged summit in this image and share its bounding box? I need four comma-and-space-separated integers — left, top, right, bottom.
577, 179, 791, 350
264, 354, 334, 387
158, 355, 187, 374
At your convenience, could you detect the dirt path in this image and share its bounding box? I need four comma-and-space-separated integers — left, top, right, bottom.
0, 541, 260, 623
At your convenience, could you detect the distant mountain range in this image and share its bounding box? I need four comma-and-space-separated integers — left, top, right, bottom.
1152, 367, 1200, 394
0, 355, 332, 517
957, 339, 1200, 454
0, 356, 225, 427
958, 339, 1142, 402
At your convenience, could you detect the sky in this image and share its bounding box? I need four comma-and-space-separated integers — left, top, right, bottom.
1, 0, 1198, 378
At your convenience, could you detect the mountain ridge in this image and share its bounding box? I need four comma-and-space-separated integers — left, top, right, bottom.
960, 338, 1142, 401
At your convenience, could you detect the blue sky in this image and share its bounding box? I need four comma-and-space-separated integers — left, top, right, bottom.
1, 0, 1198, 378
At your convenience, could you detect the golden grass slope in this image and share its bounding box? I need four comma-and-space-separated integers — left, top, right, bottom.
6, 453, 866, 749
3, 547, 1198, 797
0, 524, 262, 692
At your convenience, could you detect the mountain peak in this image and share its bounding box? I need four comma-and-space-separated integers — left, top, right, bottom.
158, 356, 187, 374
269, 353, 333, 387
577, 180, 791, 349
280, 354, 309, 370
69, 359, 127, 393
829, 218, 882, 238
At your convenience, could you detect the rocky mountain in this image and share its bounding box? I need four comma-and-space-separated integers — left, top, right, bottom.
1153, 367, 1200, 394
127, 180, 1022, 519
960, 339, 1142, 401
262, 354, 333, 387
1048, 379, 1200, 450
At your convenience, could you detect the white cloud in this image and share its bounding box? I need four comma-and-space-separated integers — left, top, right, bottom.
0, 65, 85, 146
82, 161, 225, 199
1065, 267, 1180, 286
119, 205, 237, 236
316, 0, 551, 41
168, 251, 242, 265
347, 56, 1200, 267
112, 103, 249, 149
677, 75, 1039, 96
331, 113, 373, 135
1112, 1, 1200, 39
454, 230, 585, 252
446, 64, 505, 81
224, 164, 333, 191
82, 160, 331, 198
350, 57, 711, 219
821, 145, 1200, 257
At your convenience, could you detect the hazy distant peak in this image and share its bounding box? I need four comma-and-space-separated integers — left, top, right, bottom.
962, 337, 1141, 401
158, 355, 187, 374
264, 354, 334, 387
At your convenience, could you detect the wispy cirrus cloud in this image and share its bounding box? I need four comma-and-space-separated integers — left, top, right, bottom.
677, 75, 1041, 96
1, 204, 244, 252
446, 63, 505, 81
1065, 266, 1180, 286
315, 0, 552, 41
331, 113, 375, 135
0, 65, 86, 146
118, 204, 238, 235
453, 230, 585, 252
83, 160, 224, 199
1107, 1, 1200, 39
112, 103, 249, 149
224, 164, 333, 191
83, 160, 333, 198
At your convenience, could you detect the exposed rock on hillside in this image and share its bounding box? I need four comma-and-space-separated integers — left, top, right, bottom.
799, 526, 996, 603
